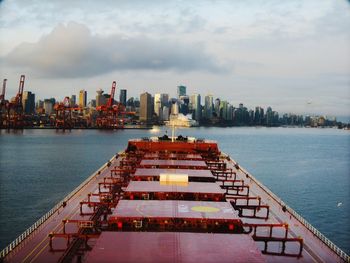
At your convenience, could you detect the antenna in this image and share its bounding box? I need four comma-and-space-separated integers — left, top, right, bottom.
171, 124, 176, 142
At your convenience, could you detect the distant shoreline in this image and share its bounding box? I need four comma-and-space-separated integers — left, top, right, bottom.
0, 125, 348, 131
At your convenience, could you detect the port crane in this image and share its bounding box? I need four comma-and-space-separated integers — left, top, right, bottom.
0, 79, 8, 128
96, 81, 126, 129
54, 96, 72, 129
5, 75, 25, 129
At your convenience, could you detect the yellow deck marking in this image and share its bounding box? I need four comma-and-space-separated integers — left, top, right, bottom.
191, 206, 220, 213
28, 208, 81, 263
20, 165, 112, 263
20, 202, 80, 263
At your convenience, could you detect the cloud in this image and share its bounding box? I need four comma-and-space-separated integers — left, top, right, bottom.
2, 22, 224, 78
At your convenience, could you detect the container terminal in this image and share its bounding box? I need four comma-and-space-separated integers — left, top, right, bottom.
1, 135, 349, 262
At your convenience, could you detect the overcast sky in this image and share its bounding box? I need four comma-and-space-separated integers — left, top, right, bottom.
0, 0, 349, 117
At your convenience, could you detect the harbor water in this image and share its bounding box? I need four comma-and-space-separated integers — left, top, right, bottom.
0, 127, 349, 254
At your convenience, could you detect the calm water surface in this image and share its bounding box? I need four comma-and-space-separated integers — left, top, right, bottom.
0, 127, 349, 253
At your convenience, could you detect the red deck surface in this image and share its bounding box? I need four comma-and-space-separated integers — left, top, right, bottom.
110, 200, 239, 219
3, 138, 348, 263
125, 181, 225, 194
133, 168, 214, 178
85, 232, 266, 263
143, 153, 203, 160
139, 159, 207, 168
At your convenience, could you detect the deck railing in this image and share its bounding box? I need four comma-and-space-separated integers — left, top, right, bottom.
0, 154, 118, 259
226, 156, 350, 263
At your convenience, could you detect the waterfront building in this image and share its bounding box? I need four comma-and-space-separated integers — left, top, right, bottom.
266, 107, 273, 126
96, 89, 105, 107
162, 106, 170, 121
79, 90, 87, 108
228, 105, 234, 121
90, 99, 96, 108
177, 85, 186, 98
254, 106, 264, 125
248, 109, 254, 125
215, 98, 221, 117
22, 91, 35, 114
219, 100, 229, 120
36, 100, 43, 110
70, 95, 76, 107
171, 101, 179, 115
204, 95, 213, 119
43, 99, 53, 115
154, 94, 162, 118
166, 113, 198, 127
179, 95, 189, 115
190, 94, 201, 121
120, 89, 127, 106
140, 92, 153, 122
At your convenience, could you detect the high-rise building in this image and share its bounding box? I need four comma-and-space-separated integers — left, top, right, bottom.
154, 93, 169, 120
179, 95, 189, 115
171, 101, 179, 115
214, 98, 221, 117
22, 91, 35, 114
204, 95, 213, 119
154, 94, 162, 118
90, 99, 96, 108
43, 99, 53, 115
96, 89, 105, 107
162, 106, 170, 121
70, 95, 76, 107
228, 105, 234, 121
220, 100, 229, 120
36, 100, 44, 110
177, 85, 186, 98
140, 92, 153, 122
79, 90, 87, 107
120, 89, 127, 106
190, 94, 201, 121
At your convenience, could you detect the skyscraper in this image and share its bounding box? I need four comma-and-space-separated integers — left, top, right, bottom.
214, 98, 221, 117
154, 93, 162, 117
190, 94, 201, 121
22, 91, 35, 114
179, 95, 189, 115
177, 85, 186, 98
120, 89, 127, 106
79, 90, 87, 107
140, 92, 153, 122
154, 93, 169, 120
43, 99, 53, 115
96, 89, 105, 107
204, 95, 213, 119
70, 95, 76, 107
220, 100, 229, 120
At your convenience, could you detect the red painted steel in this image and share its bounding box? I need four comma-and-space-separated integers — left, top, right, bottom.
85, 232, 266, 263
124, 181, 225, 201
2, 137, 348, 263
143, 153, 203, 160
109, 200, 240, 220
133, 168, 214, 179
127, 139, 219, 153
139, 159, 208, 168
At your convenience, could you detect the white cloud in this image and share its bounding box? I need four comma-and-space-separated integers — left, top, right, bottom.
0, 0, 349, 116
2, 22, 224, 78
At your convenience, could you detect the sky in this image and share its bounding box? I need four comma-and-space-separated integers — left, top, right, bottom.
0, 0, 349, 117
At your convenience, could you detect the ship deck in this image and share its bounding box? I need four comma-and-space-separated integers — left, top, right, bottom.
1, 137, 348, 263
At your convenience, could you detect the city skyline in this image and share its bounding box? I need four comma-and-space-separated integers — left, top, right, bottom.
0, 1, 349, 117
2, 79, 349, 122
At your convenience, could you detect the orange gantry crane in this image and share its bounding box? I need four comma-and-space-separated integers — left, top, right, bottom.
96, 81, 126, 129
54, 96, 72, 129
5, 75, 25, 129
0, 79, 8, 128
